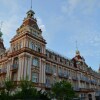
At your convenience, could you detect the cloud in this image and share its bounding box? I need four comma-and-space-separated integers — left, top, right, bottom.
37, 17, 46, 32
61, 0, 80, 14
61, 0, 100, 15
0, 0, 23, 48
0, 0, 20, 15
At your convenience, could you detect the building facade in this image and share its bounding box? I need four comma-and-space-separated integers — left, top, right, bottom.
0, 9, 100, 100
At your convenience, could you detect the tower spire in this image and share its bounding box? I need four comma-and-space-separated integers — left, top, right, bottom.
31, 0, 32, 10
75, 40, 80, 56
26, 0, 35, 18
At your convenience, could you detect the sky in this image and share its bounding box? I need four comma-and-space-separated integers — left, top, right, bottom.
0, 0, 100, 71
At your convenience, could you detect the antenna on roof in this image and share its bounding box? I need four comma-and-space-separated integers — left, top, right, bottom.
31, 0, 33, 10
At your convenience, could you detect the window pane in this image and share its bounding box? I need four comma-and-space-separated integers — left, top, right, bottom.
53, 65, 56, 73
32, 58, 39, 67
32, 72, 38, 83
29, 41, 35, 50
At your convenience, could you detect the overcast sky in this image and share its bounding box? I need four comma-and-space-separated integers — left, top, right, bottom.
0, 0, 100, 71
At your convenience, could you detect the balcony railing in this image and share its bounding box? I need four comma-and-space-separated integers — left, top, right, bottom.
73, 87, 80, 91
45, 68, 53, 75
72, 76, 78, 81
80, 77, 86, 82
45, 83, 52, 88
11, 64, 18, 70
85, 78, 90, 83
91, 80, 97, 84
95, 91, 100, 96
79, 87, 95, 92
58, 72, 68, 79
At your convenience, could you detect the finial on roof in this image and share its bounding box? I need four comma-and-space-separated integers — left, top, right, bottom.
26, 0, 35, 18
75, 40, 80, 55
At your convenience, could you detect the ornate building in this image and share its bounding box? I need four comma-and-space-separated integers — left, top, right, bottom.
0, 9, 100, 100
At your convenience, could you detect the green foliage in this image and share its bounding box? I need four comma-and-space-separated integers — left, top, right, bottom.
4, 79, 14, 93
0, 78, 75, 100
12, 78, 50, 100
51, 80, 75, 100
36, 90, 50, 100
0, 79, 14, 100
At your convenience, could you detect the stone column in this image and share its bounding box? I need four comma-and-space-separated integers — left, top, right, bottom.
27, 56, 31, 80
39, 58, 42, 83
17, 56, 22, 81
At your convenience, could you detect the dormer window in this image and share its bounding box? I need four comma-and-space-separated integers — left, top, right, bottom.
35, 44, 42, 53
33, 31, 38, 37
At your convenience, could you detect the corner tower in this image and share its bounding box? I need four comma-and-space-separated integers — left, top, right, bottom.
0, 27, 5, 55
10, 9, 46, 85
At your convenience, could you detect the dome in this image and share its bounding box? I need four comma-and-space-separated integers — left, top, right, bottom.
0, 31, 3, 37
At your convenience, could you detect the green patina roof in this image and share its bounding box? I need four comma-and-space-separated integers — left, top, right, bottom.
0, 31, 3, 37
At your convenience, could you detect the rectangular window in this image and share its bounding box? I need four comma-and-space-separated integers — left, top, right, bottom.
12, 72, 17, 81
32, 72, 38, 83
19, 41, 23, 49
29, 41, 35, 50
35, 44, 42, 53
52, 65, 56, 73
46, 76, 51, 84
32, 58, 39, 67
58, 67, 62, 73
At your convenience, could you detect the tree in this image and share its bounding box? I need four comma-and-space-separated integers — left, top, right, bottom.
4, 79, 14, 95
12, 78, 50, 100
13, 78, 38, 99
51, 80, 75, 100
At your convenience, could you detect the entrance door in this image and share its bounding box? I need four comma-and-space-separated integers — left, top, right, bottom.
88, 94, 92, 100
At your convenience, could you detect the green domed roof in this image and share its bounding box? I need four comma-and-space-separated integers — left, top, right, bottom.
0, 31, 3, 37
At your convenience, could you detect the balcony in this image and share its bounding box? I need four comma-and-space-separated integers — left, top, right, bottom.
45, 68, 53, 75
91, 80, 97, 84
11, 64, 18, 71
95, 91, 100, 96
79, 88, 95, 92
73, 87, 80, 91
80, 77, 86, 82
72, 76, 78, 81
58, 72, 68, 79
85, 78, 90, 83
45, 83, 52, 89
0, 68, 7, 75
